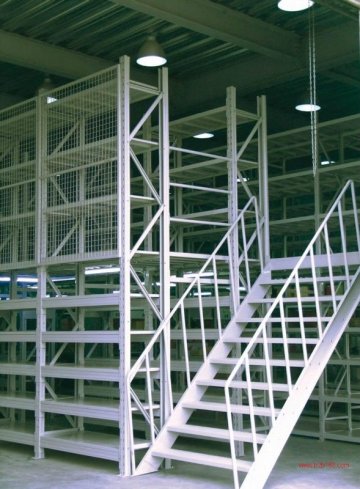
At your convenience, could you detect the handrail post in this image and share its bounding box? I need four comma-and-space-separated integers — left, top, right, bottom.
127, 195, 263, 470
227, 86, 240, 313
258, 95, 270, 265
158, 65, 172, 437
350, 181, 360, 253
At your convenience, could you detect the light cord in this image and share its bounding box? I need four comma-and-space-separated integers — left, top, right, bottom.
308, 2, 318, 177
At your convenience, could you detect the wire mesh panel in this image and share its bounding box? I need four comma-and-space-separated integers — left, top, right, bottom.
0, 99, 37, 269
42, 67, 118, 263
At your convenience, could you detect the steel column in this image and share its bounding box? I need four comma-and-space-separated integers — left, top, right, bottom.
118, 56, 132, 477
227, 87, 240, 312
159, 66, 172, 431
258, 95, 270, 264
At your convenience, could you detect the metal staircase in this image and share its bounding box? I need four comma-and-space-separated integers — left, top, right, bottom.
129, 180, 360, 489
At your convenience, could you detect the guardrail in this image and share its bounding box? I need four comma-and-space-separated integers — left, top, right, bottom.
127, 195, 264, 471
224, 180, 360, 489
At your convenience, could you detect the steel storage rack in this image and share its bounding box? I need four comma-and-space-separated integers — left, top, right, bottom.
1, 56, 358, 489
0, 56, 269, 477
0, 97, 37, 447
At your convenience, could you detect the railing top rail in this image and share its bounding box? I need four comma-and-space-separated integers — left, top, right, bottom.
128, 195, 258, 383
226, 179, 357, 386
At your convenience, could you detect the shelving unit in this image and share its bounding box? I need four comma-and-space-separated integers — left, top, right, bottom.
0, 54, 358, 483
245, 114, 360, 257
0, 57, 269, 476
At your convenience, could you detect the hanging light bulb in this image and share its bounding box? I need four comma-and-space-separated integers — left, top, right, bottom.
37, 76, 57, 103
193, 132, 214, 139
136, 35, 167, 67
295, 93, 321, 112
278, 0, 314, 11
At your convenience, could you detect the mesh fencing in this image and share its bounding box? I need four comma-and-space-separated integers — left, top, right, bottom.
0, 99, 37, 267
43, 67, 118, 263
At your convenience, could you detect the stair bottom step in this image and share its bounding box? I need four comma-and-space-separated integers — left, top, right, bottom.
152, 448, 252, 472
168, 424, 267, 444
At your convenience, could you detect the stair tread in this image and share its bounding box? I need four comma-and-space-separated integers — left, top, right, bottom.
260, 275, 351, 285
167, 424, 267, 443
223, 337, 318, 345
197, 379, 289, 392
134, 440, 152, 450
211, 358, 305, 367
249, 358, 305, 367
239, 317, 331, 323
182, 400, 280, 416
249, 295, 343, 303
152, 447, 252, 471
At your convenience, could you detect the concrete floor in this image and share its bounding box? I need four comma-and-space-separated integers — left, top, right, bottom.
0, 436, 359, 489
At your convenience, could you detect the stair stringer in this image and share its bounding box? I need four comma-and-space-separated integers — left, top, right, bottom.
240, 266, 360, 489
135, 266, 272, 475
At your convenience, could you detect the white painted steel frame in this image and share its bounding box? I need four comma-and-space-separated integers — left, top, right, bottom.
128, 196, 264, 472
118, 56, 132, 476
0, 56, 273, 479
225, 180, 360, 489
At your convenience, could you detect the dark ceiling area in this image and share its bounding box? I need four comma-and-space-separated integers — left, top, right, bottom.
0, 0, 359, 133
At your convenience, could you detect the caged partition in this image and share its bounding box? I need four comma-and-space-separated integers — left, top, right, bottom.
0, 99, 37, 268
0, 56, 269, 476
0, 57, 173, 474
43, 68, 119, 262
0, 99, 38, 447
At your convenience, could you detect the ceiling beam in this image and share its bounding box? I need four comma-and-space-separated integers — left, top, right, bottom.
324, 70, 360, 88
172, 21, 359, 115
0, 29, 158, 87
315, 0, 359, 18
111, 0, 300, 60
0, 30, 111, 79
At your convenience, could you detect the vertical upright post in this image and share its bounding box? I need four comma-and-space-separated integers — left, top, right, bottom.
339, 134, 344, 165
158, 67, 172, 432
227, 87, 243, 456
35, 267, 46, 459
314, 113, 321, 253
258, 95, 270, 265
175, 138, 184, 253
282, 197, 287, 257
76, 264, 85, 432
78, 118, 86, 256
258, 95, 272, 426
34, 93, 46, 460
118, 56, 132, 477
8, 273, 17, 422
226, 87, 239, 312
143, 119, 155, 443
143, 119, 153, 253
313, 114, 324, 440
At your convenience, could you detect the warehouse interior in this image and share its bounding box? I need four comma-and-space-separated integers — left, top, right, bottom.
0, 1, 360, 489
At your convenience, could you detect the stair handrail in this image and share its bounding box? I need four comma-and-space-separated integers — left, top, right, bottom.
128, 195, 261, 385
127, 195, 264, 468
224, 179, 359, 489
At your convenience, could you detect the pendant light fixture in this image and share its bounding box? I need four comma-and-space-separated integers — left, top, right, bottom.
295, 96, 320, 112
193, 132, 214, 139
278, 0, 314, 11
136, 35, 167, 67
280, 0, 319, 175
295, 11, 320, 114
37, 76, 57, 103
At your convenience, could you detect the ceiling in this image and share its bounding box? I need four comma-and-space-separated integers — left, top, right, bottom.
0, 0, 359, 133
